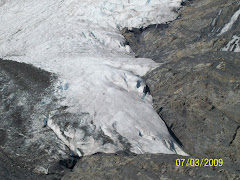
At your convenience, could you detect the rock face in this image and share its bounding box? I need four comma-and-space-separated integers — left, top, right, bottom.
122, 0, 240, 62
144, 52, 240, 177
145, 52, 240, 158
62, 152, 234, 180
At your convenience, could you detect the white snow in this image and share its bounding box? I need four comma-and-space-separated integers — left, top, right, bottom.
218, 8, 240, 36
0, 0, 188, 156
221, 35, 240, 52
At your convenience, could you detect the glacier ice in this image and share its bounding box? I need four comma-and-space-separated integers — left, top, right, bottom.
0, 0, 188, 156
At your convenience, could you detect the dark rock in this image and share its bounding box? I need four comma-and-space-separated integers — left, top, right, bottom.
144, 52, 240, 168
59, 157, 80, 170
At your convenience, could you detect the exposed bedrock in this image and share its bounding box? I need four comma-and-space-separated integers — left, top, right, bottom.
122, 0, 240, 62
145, 51, 240, 171
62, 153, 232, 180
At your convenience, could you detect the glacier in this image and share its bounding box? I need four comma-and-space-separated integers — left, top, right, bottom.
0, 0, 188, 156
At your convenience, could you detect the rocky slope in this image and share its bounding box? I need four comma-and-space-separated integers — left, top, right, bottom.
144, 52, 240, 179
122, 0, 240, 62
62, 153, 231, 180
145, 52, 240, 160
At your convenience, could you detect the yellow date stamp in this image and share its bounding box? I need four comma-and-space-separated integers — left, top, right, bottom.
176, 158, 223, 167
